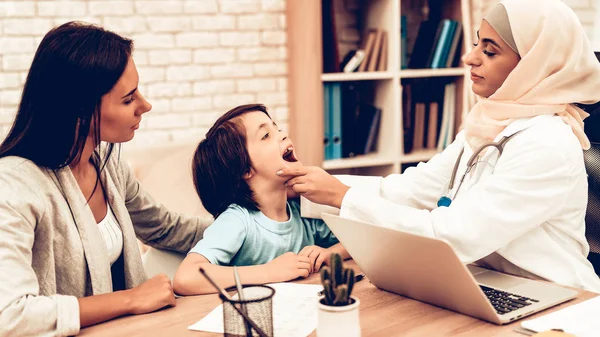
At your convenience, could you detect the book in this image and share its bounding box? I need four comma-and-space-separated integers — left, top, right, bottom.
430, 19, 453, 68
408, 19, 440, 69
412, 102, 426, 150
377, 31, 388, 71
330, 83, 342, 159
437, 83, 456, 151
402, 84, 414, 153
358, 30, 377, 72
323, 83, 333, 160
426, 102, 439, 149
322, 0, 340, 73
367, 29, 384, 72
341, 82, 359, 158
352, 102, 382, 156
425, 20, 446, 68
445, 21, 463, 68
341, 50, 366, 73
364, 106, 382, 153
401, 15, 408, 69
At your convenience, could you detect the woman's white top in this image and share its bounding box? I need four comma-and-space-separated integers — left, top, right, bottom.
331, 115, 600, 292
97, 203, 123, 266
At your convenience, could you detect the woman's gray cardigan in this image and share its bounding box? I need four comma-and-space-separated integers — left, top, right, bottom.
0, 154, 211, 336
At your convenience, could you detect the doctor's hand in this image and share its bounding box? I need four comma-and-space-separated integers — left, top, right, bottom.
286, 185, 300, 200
279, 159, 304, 200
277, 166, 350, 208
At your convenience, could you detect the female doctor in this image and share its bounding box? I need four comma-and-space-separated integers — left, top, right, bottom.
278, 0, 600, 291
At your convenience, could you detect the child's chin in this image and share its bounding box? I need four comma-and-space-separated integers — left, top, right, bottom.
281, 159, 303, 170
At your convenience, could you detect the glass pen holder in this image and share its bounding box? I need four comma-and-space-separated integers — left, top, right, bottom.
220, 285, 275, 337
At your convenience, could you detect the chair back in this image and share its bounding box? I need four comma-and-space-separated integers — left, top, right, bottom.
582, 52, 600, 274
583, 68, 600, 272
585, 138, 600, 274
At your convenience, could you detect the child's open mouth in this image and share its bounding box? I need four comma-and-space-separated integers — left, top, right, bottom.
282, 147, 298, 162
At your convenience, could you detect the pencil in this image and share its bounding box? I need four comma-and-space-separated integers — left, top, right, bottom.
233, 266, 252, 337
199, 267, 268, 337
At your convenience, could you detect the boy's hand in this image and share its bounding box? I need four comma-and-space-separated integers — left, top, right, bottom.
266, 252, 311, 282
298, 245, 330, 274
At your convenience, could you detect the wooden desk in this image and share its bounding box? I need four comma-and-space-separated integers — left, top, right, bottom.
79, 261, 596, 336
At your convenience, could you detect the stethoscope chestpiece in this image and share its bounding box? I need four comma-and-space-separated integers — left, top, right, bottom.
437, 196, 452, 207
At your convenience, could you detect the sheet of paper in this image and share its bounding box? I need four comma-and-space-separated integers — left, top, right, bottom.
188, 283, 322, 337
520, 296, 600, 337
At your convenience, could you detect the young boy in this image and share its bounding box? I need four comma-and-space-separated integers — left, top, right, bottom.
173, 104, 349, 295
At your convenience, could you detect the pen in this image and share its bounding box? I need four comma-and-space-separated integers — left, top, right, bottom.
199, 267, 268, 337
233, 266, 252, 337
317, 273, 365, 296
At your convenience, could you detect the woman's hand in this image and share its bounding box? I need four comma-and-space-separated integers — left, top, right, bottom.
277, 166, 350, 208
78, 273, 177, 328
125, 274, 177, 315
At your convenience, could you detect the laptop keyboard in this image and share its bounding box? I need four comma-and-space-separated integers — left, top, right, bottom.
480, 285, 540, 315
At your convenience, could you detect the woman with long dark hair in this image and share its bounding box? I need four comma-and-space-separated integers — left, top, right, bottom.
0, 22, 211, 336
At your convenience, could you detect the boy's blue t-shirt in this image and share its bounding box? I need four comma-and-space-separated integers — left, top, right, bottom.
189, 200, 338, 266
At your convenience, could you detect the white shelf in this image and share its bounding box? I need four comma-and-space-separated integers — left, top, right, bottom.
400, 67, 466, 78
400, 149, 439, 163
321, 71, 395, 82
287, 0, 467, 175
323, 153, 398, 170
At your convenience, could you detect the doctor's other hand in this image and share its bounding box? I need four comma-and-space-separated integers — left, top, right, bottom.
125, 274, 177, 315
277, 166, 350, 208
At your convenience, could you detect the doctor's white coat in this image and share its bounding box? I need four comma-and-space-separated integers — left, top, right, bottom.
318, 114, 600, 292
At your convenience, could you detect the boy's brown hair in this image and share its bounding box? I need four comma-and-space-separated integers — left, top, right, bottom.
192, 104, 270, 217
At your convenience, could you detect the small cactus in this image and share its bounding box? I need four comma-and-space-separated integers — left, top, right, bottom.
320, 253, 355, 306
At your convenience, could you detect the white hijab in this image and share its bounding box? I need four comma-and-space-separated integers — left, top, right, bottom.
464, 0, 600, 151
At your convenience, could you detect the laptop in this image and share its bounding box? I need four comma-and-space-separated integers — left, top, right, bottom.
322, 213, 578, 324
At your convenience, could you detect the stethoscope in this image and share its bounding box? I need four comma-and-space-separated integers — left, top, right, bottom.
437, 130, 525, 207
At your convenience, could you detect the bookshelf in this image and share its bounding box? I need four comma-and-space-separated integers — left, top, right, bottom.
287, 0, 471, 176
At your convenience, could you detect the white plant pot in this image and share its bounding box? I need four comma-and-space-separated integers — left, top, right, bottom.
317, 296, 361, 337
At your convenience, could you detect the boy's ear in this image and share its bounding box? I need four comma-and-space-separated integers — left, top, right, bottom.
243, 168, 254, 180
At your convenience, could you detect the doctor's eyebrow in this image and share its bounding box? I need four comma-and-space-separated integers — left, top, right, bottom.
476, 31, 503, 50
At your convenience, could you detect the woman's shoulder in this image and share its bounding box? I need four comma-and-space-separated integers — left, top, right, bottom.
0, 155, 50, 182
519, 115, 582, 154
0, 156, 50, 211
0, 155, 38, 169
504, 116, 585, 173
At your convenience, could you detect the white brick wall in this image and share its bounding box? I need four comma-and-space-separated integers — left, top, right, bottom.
562, 0, 599, 39
0, 0, 597, 150
0, 0, 288, 148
